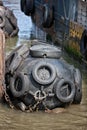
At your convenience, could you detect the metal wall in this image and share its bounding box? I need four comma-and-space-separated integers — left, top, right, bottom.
54, 0, 78, 39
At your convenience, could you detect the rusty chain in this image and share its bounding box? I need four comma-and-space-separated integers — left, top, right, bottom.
3, 85, 14, 109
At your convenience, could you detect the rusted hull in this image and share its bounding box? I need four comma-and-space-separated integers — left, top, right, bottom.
0, 29, 5, 99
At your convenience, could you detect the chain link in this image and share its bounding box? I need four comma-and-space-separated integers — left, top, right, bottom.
3, 85, 14, 109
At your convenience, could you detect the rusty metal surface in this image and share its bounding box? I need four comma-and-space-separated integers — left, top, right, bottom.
67, 21, 84, 52
0, 29, 5, 99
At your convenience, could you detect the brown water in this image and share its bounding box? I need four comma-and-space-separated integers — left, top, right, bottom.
0, 1, 87, 130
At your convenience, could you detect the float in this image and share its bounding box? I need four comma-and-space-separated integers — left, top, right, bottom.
5, 41, 82, 111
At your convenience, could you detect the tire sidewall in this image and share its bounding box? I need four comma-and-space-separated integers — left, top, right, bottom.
20, 0, 26, 12
42, 4, 53, 28
55, 79, 75, 103
73, 69, 82, 104
32, 61, 56, 85
30, 44, 61, 59
80, 30, 87, 55
10, 72, 29, 97
24, 0, 34, 15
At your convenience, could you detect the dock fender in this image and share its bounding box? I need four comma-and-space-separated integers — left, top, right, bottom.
30, 44, 62, 59
24, 0, 34, 16
42, 4, 54, 28
10, 72, 29, 97
20, 0, 26, 12
0, 11, 5, 28
80, 30, 87, 57
32, 61, 56, 85
55, 79, 75, 103
73, 69, 82, 104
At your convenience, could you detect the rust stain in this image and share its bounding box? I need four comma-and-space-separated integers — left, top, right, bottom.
0, 29, 5, 99
68, 21, 85, 52
69, 20, 84, 39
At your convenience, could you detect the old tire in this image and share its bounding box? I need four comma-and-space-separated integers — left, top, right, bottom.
80, 30, 87, 58
42, 4, 53, 28
0, 12, 5, 28
73, 69, 82, 104
24, 0, 34, 16
32, 61, 56, 85
30, 44, 61, 58
20, 0, 25, 12
10, 72, 29, 97
55, 79, 75, 103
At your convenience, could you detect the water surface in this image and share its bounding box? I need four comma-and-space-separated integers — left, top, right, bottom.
0, 1, 87, 130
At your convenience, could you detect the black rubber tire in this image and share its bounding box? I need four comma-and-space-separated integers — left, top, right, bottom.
6, 45, 29, 74
42, 4, 53, 28
6, 46, 23, 73
0, 12, 5, 28
80, 30, 87, 58
6, 45, 23, 62
32, 61, 56, 85
20, 0, 25, 12
73, 69, 82, 104
74, 87, 82, 104
55, 79, 75, 103
24, 0, 34, 16
6, 52, 16, 67
9, 55, 22, 74
30, 44, 61, 58
10, 72, 29, 97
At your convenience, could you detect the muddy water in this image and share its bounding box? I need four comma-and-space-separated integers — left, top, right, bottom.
0, 0, 87, 130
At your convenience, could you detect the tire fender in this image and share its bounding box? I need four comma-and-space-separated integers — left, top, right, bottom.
73, 69, 82, 104
55, 79, 75, 103
10, 72, 29, 97
32, 61, 56, 85
74, 69, 82, 86
42, 4, 53, 28
30, 44, 61, 59
20, 0, 26, 12
80, 30, 87, 57
24, 0, 34, 16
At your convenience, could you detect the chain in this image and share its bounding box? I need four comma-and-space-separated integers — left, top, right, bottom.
3, 86, 14, 109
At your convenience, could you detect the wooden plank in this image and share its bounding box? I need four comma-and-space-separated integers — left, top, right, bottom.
0, 29, 5, 99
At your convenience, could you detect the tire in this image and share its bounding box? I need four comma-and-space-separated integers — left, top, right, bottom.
80, 30, 87, 58
9, 55, 22, 73
42, 4, 53, 28
30, 44, 61, 58
6, 45, 23, 62
24, 0, 34, 16
73, 87, 82, 104
55, 79, 75, 103
6, 45, 29, 74
32, 61, 56, 85
73, 69, 82, 104
6, 46, 22, 73
0, 12, 5, 28
10, 72, 29, 97
20, 0, 25, 12
6, 52, 16, 67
